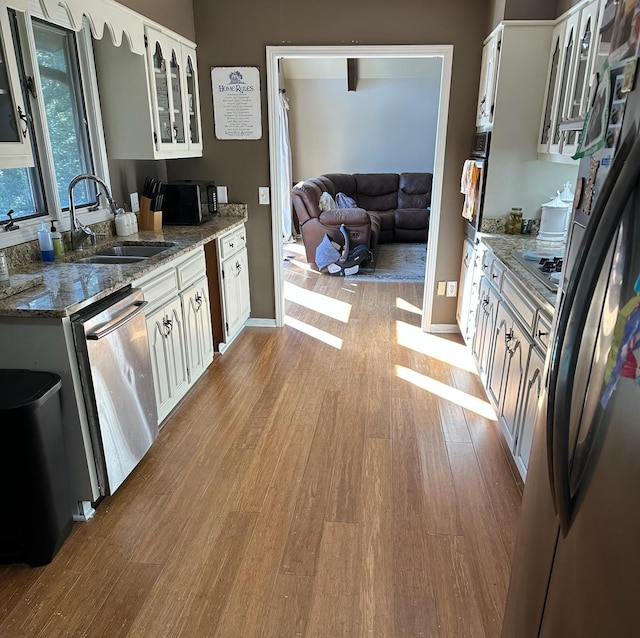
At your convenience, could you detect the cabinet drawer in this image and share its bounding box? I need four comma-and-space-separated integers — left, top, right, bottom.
138, 267, 179, 311
219, 226, 244, 260
534, 311, 552, 351
176, 248, 206, 289
501, 272, 536, 332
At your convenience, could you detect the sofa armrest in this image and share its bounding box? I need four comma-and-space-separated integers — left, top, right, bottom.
318, 207, 370, 226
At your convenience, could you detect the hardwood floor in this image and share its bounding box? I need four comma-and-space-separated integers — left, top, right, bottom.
0, 255, 522, 637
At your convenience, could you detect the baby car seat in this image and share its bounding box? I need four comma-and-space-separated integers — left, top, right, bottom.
315, 224, 372, 276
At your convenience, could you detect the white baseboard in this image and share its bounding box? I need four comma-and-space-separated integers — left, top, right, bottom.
429, 323, 460, 334
245, 318, 277, 328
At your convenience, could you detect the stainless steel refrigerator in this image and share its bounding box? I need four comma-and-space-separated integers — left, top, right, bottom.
502, 74, 640, 636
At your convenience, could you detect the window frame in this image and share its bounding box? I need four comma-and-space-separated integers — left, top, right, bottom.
0, 7, 112, 249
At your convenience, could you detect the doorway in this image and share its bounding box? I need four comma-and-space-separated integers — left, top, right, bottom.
266, 45, 453, 332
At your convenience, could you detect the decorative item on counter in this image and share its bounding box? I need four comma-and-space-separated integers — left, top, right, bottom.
37, 222, 55, 262
560, 181, 574, 204
0, 251, 9, 285
538, 192, 571, 242
505, 207, 523, 234
115, 208, 129, 237
50, 221, 64, 257
521, 219, 533, 235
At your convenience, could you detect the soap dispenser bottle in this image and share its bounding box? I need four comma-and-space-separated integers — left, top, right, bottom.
50, 220, 64, 257
37, 221, 55, 262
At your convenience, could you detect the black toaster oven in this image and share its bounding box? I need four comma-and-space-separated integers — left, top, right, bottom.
161, 180, 218, 225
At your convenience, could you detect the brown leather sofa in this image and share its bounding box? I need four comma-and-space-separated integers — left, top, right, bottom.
291, 172, 432, 264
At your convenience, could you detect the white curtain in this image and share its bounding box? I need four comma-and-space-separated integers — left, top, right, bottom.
278, 91, 295, 242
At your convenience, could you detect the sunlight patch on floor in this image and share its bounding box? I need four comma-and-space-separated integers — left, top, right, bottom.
395, 365, 497, 420
283, 242, 306, 257
284, 316, 343, 349
284, 281, 352, 323
396, 297, 423, 315
395, 321, 477, 373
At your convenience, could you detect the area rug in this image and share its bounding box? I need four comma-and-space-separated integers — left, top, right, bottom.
346, 243, 426, 282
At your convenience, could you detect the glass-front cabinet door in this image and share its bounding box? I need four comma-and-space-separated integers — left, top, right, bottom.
538, 23, 564, 154
0, 7, 33, 167
549, 11, 580, 155
183, 46, 202, 152
146, 26, 187, 153
564, 0, 600, 157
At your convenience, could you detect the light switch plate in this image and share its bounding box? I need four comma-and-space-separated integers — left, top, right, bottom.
259, 186, 270, 205
130, 192, 139, 213
217, 186, 228, 204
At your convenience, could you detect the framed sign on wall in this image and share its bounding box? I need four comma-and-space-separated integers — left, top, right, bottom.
211, 66, 262, 140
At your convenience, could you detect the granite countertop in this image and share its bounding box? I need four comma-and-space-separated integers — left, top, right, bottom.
478, 232, 564, 313
0, 209, 247, 318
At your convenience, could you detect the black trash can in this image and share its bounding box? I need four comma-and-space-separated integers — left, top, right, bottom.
0, 369, 73, 566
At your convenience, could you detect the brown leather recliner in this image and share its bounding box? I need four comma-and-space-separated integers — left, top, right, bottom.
291, 178, 376, 265
291, 172, 431, 266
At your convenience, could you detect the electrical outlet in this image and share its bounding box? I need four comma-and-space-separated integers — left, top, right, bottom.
258, 186, 270, 205
216, 186, 228, 204
446, 281, 458, 297
130, 192, 139, 213
437, 281, 446, 296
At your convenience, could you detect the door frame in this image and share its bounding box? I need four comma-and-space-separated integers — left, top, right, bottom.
266, 44, 453, 332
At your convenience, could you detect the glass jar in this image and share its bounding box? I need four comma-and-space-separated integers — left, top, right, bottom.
506, 207, 523, 234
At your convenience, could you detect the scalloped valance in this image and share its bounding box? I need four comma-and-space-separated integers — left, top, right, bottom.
29, 0, 146, 54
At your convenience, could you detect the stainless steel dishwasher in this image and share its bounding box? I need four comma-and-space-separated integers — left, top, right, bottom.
72, 287, 158, 496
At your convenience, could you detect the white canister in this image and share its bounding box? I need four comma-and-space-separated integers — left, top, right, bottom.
538, 192, 571, 242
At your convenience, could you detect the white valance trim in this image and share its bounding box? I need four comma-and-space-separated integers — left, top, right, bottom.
33, 0, 146, 55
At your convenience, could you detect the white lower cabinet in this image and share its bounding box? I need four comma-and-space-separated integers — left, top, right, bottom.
146, 296, 189, 423
134, 246, 214, 424
465, 243, 553, 481
181, 276, 213, 383
216, 225, 250, 351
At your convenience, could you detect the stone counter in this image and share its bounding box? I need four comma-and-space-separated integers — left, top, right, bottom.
0, 207, 247, 318
478, 232, 563, 314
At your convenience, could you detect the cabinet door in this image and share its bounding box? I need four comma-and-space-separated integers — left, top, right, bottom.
221, 246, 250, 341
182, 276, 213, 383
456, 239, 475, 342
476, 33, 501, 127
538, 23, 565, 153
514, 345, 545, 479
500, 315, 531, 450
182, 44, 202, 153
473, 276, 500, 384
0, 7, 33, 168
563, 0, 600, 157
146, 27, 187, 153
549, 12, 580, 155
146, 298, 188, 423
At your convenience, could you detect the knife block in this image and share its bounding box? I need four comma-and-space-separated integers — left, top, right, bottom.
138, 196, 162, 231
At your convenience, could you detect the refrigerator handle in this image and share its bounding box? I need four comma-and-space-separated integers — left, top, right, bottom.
552, 128, 640, 536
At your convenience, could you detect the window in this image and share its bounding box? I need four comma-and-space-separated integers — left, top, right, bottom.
0, 11, 99, 226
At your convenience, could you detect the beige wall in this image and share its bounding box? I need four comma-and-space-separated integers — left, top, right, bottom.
167, 0, 491, 325
116, 0, 195, 40
489, 0, 558, 30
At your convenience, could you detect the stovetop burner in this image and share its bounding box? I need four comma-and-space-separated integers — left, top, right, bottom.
512, 250, 564, 292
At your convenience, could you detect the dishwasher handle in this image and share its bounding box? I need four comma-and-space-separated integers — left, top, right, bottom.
86, 300, 148, 340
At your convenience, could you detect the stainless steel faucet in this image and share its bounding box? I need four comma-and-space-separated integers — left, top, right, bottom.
68, 173, 118, 251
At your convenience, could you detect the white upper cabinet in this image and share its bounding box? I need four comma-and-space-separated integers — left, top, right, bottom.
93, 24, 203, 160
476, 29, 502, 128
0, 6, 33, 168
538, 0, 603, 159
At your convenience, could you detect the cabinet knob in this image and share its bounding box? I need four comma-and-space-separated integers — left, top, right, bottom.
229, 242, 234, 249
162, 316, 173, 337
194, 292, 203, 311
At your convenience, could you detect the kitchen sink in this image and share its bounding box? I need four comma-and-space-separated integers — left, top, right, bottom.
78, 255, 148, 264
94, 245, 170, 257
76, 243, 173, 265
